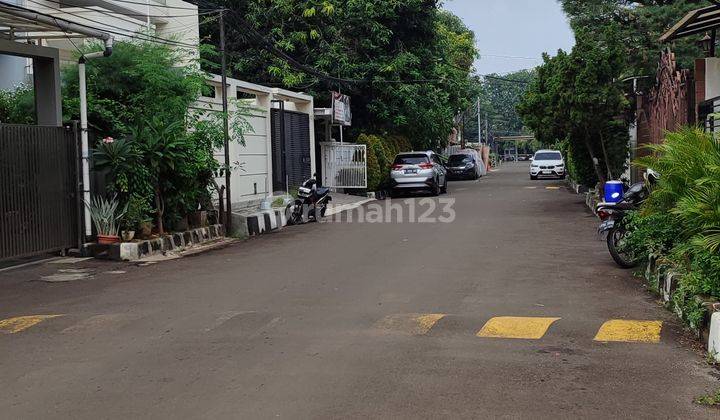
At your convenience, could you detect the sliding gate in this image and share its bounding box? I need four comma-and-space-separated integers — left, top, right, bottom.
0, 124, 80, 261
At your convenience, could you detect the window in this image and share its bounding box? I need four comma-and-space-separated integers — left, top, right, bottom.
534, 152, 562, 161
448, 154, 472, 165
236, 90, 256, 100
202, 84, 216, 98
394, 154, 429, 165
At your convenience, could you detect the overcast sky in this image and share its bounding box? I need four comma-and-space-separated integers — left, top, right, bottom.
442, 0, 575, 75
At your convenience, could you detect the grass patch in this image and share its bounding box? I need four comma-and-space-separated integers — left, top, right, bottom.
695, 389, 720, 407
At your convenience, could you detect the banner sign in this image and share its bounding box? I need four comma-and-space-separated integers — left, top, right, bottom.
331, 91, 352, 126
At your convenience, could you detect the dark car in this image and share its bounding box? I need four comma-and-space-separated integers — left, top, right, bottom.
446, 151, 485, 180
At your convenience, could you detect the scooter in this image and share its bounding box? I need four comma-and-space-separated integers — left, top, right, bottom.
286, 175, 332, 225
596, 171, 658, 268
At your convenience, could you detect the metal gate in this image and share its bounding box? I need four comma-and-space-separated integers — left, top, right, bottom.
270, 109, 312, 192
320, 143, 367, 189
1, 124, 79, 261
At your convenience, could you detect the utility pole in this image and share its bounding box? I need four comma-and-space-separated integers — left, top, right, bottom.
220, 10, 232, 233
476, 98, 482, 145
484, 113, 489, 148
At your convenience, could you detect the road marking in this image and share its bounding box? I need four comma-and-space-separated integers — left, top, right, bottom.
375, 313, 446, 335
524, 186, 537, 189
477, 316, 560, 339
594, 320, 662, 343
0, 315, 63, 334
545, 186, 561, 190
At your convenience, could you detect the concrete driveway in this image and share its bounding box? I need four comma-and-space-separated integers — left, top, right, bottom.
0, 163, 718, 419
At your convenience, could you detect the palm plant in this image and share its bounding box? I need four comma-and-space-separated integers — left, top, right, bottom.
636, 127, 720, 253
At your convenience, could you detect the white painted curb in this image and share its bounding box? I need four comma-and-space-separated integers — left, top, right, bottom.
709, 312, 720, 361
325, 198, 376, 217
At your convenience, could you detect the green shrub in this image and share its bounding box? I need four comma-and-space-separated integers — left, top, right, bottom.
358, 134, 383, 191
636, 128, 720, 254
357, 133, 411, 191
121, 194, 152, 231
628, 127, 720, 330
620, 211, 683, 261
0, 84, 35, 124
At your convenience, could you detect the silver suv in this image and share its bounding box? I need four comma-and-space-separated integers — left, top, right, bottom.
390, 151, 447, 197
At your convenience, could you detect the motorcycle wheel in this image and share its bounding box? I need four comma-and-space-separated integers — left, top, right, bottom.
607, 225, 637, 268
286, 202, 304, 225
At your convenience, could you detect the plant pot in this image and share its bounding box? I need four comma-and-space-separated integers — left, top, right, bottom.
97, 234, 120, 245
121, 230, 135, 242
189, 210, 208, 228
139, 222, 153, 239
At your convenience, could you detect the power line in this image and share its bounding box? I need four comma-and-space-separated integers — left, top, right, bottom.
81, 0, 207, 11
45, 8, 221, 19
15, 0, 201, 48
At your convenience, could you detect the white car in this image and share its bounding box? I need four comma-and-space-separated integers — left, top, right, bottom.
390, 151, 448, 196
530, 150, 566, 180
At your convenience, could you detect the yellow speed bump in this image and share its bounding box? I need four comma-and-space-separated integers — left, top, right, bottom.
545, 186, 561, 190
375, 313, 446, 335
0, 315, 64, 334
477, 316, 560, 340
594, 320, 662, 343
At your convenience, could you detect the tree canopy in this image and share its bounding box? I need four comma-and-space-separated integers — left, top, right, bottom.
518, 25, 630, 186
560, 0, 710, 77
203, 0, 478, 149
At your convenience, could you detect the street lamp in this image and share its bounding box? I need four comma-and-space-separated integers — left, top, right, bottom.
697, 32, 714, 57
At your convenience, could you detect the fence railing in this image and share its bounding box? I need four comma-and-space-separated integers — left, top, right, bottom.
698, 95, 720, 134
320, 143, 367, 189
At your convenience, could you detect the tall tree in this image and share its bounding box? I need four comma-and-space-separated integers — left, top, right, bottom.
560, 0, 710, 77
518, 24, 630, 186
201, 0, 477, 149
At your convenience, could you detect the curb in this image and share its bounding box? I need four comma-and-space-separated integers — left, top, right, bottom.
325, 198, 376, 216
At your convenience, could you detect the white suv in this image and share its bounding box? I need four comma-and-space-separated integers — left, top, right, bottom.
390, 151, 448, 196
530, 150, 565, 180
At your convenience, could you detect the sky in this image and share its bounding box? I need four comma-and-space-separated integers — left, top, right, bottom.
443, 0, 575, 76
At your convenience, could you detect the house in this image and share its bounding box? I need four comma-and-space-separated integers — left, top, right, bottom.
1, 0, 199, 89
194, 75, 316, 210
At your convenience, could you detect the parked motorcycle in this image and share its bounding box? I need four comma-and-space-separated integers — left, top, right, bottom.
286, 175, 332, 225
596, 171, 658, 268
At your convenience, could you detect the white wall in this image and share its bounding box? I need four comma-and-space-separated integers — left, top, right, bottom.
194, 77, 315, 208
705, 57, 720, 100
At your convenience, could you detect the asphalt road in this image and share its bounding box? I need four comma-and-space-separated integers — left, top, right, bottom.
1, 163, 718, 419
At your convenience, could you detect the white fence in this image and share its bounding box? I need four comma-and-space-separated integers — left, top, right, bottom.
320, 143, 367, 189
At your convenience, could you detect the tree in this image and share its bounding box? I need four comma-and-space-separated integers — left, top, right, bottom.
68, 40, 245, 233
0, 84, 35, 124
560, 0, 709, 77
460, 70, 535, 141
201, 0, 477, 149
518, 25, 630, 187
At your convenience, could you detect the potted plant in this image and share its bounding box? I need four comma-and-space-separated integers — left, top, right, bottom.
120, 195, 151, 242
86, 195, 125, 244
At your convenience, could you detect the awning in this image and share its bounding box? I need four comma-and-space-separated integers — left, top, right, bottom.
0, 0, 111, 42
660, 4, 720, 42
